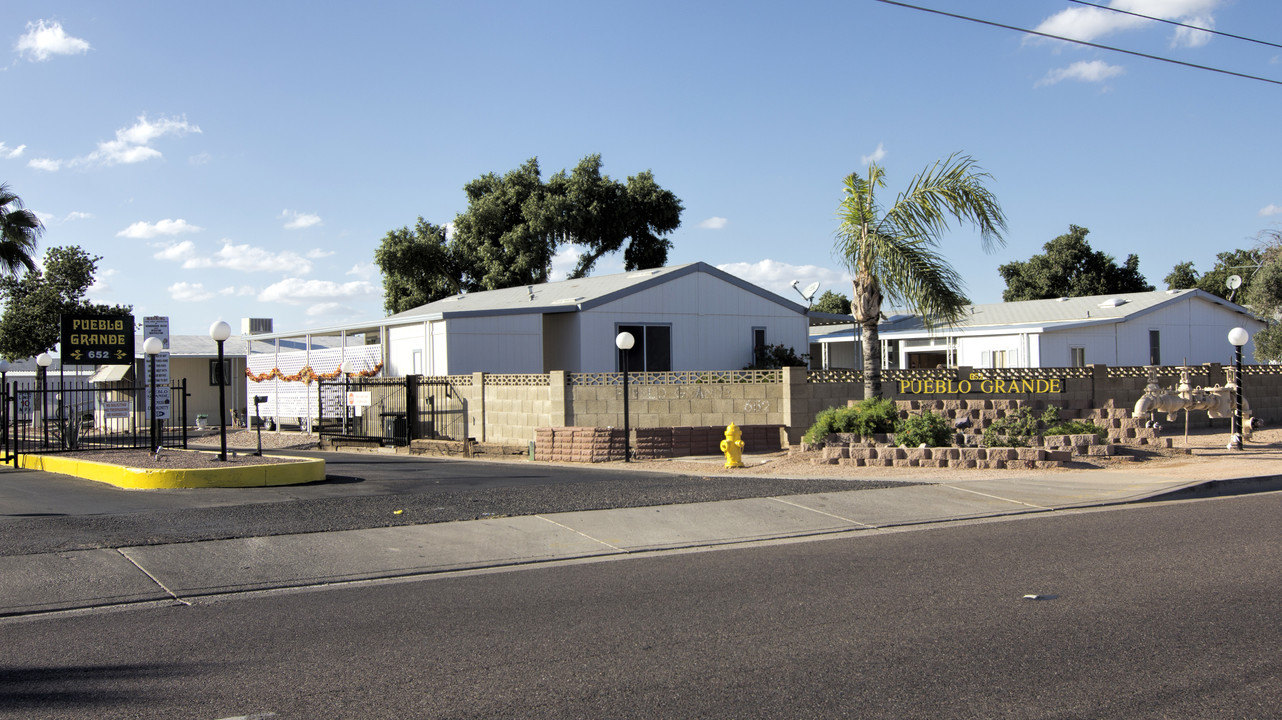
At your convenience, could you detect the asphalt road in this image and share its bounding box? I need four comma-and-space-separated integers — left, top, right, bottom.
0, 451, 915, 556
3, 491, 1280, 719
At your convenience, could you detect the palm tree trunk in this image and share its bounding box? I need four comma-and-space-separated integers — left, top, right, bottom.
852, 273, 883, 400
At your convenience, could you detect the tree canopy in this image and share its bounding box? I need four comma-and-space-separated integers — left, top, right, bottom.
1239, 230, 1282, 362
0, 246, 131, 360
998, 225, 1153, 301
375, 155, 683, 314
1163, 247, 1262, 302
811, 289, 851, 315
0, 183, 42, 278
836, 153, 1007, 399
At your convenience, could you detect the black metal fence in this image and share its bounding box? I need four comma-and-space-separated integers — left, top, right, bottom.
316, 375, 466, 446
2, 379, 189, 464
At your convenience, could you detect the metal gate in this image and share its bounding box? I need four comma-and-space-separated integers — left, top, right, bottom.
316, 375, 466, 447
3, 379, 189, 463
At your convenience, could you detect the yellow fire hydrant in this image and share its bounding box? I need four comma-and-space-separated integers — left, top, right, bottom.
720, 422, 745, 468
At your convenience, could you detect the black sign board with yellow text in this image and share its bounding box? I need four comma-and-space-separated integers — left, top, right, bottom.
60, 314, 135, 365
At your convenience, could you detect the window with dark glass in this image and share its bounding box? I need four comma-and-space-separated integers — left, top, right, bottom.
1149, 330, 1160, 365
617, 325, 671, 372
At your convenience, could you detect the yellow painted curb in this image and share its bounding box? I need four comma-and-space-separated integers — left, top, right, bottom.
18, 451, 326, 489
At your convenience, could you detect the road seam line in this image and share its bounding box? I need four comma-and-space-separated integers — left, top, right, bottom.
768, 497, 876, 527
534, 516, 627, 552
116, 548, 192, 606
943, 484, 1052, 509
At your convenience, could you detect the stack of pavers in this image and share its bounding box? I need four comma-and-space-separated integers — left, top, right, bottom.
533, 427, 626, 463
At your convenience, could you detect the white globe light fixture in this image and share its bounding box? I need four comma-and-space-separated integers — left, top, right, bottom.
35, 352, 52, 446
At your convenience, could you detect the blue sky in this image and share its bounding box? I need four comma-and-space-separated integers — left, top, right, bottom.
4, 0, 1280, 339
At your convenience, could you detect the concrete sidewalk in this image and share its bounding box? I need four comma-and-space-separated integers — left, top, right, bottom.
5, 467, 1280, 618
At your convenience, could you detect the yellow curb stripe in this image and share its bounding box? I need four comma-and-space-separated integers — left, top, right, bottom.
18, 452, 325, 489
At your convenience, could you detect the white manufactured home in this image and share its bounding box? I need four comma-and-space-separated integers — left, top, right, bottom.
810, 289, 1264, 370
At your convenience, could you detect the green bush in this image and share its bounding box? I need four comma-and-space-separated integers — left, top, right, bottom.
982, 405, 1107, 446
744, 343, 809, 369
802, 397, 900, 445
894, 410, 953, 447
1044, 419, 1107, 443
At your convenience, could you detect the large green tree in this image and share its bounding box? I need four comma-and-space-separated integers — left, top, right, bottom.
373, 218, 458, 314
0, 246, 131, 360
375, 155, 684, 313
811, 289, 851, 315
1241, 230, 1282, 361
1165, 247, 1263, 301
998, 225, 1153, 301
0, 183, 42, 277
836, 153, 1007, 399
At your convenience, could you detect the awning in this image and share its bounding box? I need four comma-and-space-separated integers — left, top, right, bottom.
88, 364, 131, 383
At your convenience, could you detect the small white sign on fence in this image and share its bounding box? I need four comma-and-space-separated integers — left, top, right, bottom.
347, 391, 372, 407
103, 400, 130, 419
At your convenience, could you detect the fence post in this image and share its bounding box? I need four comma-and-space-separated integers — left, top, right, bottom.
181, 377, 189, 448
405, 375, 419, 443
472, 372, 485, 443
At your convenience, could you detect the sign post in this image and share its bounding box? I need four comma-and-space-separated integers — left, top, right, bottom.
142, 317, 170, 421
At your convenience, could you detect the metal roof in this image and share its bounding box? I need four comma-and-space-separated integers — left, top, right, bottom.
384, 262, 806, 322
809, 289, 1261, 341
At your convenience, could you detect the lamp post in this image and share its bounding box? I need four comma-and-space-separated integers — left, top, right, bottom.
615, 331, 635, 462
143, 337, 163, 452
210, 320, 232, 461
1228, 327, 1249, 451
340, 359, 353, 435
36, 352, 51, 447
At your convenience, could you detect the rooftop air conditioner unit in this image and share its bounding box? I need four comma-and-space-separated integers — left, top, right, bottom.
242, 318, 273, 335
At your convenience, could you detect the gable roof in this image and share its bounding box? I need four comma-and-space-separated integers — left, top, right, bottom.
385, 261, 806, 322
876, 289, 1260, 338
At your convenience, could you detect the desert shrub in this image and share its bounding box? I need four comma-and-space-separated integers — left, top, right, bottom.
894, 410, 953, 447
1044, 418, 1107, 442
802, 397, 899, 445
982, 405, 1055, 447
744, 343, 809, 369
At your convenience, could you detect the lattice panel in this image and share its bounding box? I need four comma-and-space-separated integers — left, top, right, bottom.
568, 370, 780, 386
484, 374, 550, 386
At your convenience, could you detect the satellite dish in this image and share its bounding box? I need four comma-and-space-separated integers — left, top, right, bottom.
1227, 275, 1243, 290
801, 281, 821, 300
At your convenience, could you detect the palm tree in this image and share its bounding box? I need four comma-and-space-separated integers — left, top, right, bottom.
836, 153, 1007, 399
0, 184, 42, 277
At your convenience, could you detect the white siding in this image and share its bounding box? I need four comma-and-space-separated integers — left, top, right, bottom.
386, 323, 427, 377
574, 272, 807, 372
444, 313, 544, 373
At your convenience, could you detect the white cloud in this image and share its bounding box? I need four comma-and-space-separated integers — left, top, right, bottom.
549, 245, 583, 281
1031, 0, 1222, 45
861, 143, 887, 166
185, 241, 315, 274
1260, 204, 1282, 217
28, 157, 61, 172
281, 210, 322, 230
346, 263, 377, 280
89, 268, 116, 294
15, 20, 90, 62
0, 143, 25, 159
64, 211, 93, 222
167, 281, 216, 302
305, 248, 334, 259
86, 115, 201, 167
698, 216, 728, 230
257, 278, 376, 305
153, 240, 199, 263
117, 218, 202, 238
306, 302, 360, 318
716, 259, 850, 302
1036, 60, 1125, 87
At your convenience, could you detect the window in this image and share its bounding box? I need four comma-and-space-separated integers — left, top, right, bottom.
617, 324, 672, 372
982, 350, 1008, 368
1070, 347, 1086, 367
209, 358, 231, 386
411, 349, 423, 375
1149, 330, 1160, 365
752, 327, 766, 364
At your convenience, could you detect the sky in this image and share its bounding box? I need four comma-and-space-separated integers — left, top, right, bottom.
3, 0, 1280, 340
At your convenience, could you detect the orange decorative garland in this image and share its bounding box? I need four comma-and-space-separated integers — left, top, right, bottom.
246, 361, 383, 384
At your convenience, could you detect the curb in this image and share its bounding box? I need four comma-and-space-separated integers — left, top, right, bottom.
17, 452, 326, 489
